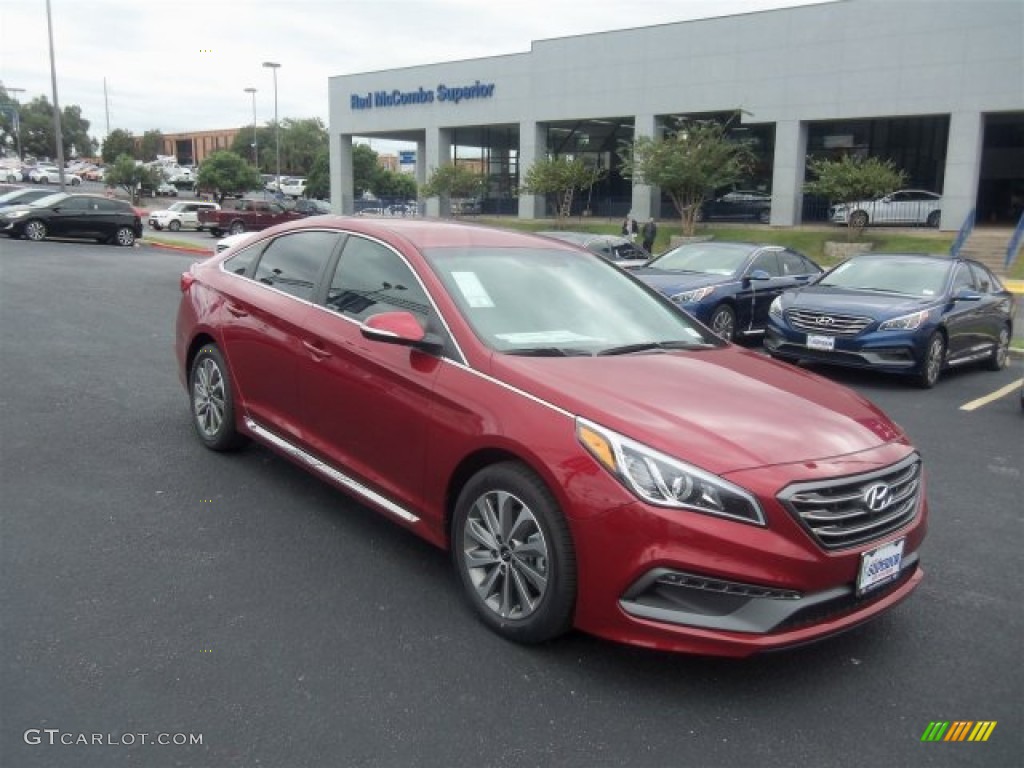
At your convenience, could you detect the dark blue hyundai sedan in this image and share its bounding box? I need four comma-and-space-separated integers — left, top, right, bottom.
633, 242, 823, 341
764, 253, 1014, 388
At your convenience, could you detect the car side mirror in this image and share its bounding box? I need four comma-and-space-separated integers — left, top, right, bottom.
746, 269, 771, 282
361, 311, 443, 352
953, 288, 982, 302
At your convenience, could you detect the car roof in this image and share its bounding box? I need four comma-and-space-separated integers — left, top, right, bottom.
253, 217, 585, 252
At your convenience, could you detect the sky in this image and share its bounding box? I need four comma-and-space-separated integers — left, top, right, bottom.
0, 0, 837, 151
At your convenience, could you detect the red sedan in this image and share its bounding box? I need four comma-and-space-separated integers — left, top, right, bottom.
175, 217, 927, 656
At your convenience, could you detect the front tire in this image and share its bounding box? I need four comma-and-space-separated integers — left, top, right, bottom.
984, 326, 1010, 371
168, 220, 181, 232
24, 220, 47, 241
188, 345, 247, 452
708, 304, 737, 342
452, 462, 576, 644
917, 332, 945, 388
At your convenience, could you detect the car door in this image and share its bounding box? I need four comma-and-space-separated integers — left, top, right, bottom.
968, 262, 1013, 353
95, 198, 130, 239
943, 263, 985, 360
735, 249, 786, 332
216, 230, 341, 441
296, 234, 445, 515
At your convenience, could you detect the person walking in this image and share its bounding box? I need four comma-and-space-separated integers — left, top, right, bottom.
622, 212, 639, 243
641, 217, 657, 253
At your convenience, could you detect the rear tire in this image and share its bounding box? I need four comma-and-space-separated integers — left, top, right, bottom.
188, 345, 247, 452
229, 221, 245, 235
984, 326, 1010, 371
926, 210, 940, 228
451, 462, 576, 644
114, 226, 135, 247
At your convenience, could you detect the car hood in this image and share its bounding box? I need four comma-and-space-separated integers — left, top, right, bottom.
782, 286, 939, 316
631, 270, 730, 295
491, 346, 905, 475
0, 204, 39, 216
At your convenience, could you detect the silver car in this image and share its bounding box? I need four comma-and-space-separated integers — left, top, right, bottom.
830, 189, 942, 228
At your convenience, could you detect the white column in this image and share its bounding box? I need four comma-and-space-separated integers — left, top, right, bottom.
331, 134, 353, 215
518, 121, 546, 219
769, 120, 807, 227
941, 112, 984, 232
425, 127, 452, 218
632, 114, 660, 222
415, 137, 427, 216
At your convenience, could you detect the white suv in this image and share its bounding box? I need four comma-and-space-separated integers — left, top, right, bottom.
148, 201, 220, 231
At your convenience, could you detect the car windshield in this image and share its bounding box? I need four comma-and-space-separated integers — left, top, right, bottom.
647, 242, 752, 276
424, 247, 720, 355
30, 192, 70, 207
0, 189, 33, 203
819, 257, 952, 296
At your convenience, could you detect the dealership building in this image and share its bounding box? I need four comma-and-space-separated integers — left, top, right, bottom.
327, 0, 1023, 230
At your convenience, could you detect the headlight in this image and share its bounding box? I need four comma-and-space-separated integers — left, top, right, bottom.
670, 285, 715, 304
576, 418, 765, 525
879, 310, 929, 331
769, 296, 783, 319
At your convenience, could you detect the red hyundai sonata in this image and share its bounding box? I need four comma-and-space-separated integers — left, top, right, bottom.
176, 217, 927, 656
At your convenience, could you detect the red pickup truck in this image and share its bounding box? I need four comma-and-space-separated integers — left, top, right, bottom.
198, 199, 308, 237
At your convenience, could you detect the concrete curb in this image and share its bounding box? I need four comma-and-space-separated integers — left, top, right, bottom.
142, 239, 210, 256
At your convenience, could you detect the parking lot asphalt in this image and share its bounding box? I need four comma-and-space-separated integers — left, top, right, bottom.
1, 238, 1022, 768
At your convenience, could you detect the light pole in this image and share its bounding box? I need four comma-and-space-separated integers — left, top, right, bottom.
6, 86, 25, 160
46, 0, 66, 190
243, 87, 258, 167
262, 62, 281, 193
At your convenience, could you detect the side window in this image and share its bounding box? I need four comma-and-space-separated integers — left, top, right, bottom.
252, 231, 340, 300
95, 199, 125, 213
950, 265, 976, 293
968, 263, 996, 293
749, 251, 782, 277
325, 236, 431, 322
60, 197, 91, 212
183, 204, 198, 213
223, 246, 261, 276
780, 250, 818, 276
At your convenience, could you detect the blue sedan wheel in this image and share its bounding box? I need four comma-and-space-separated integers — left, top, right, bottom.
984, 326, 1010, 371
709, 305, 736, 342
917, 333, 945, 388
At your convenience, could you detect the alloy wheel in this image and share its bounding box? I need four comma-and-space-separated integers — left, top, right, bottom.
461, 489, 550, 620
192, 357, 226, 439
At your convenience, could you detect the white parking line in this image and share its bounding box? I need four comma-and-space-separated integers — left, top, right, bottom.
959, 379, 1024, 411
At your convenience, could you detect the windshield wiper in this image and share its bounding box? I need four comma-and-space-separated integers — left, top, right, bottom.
597, 340, 714, 356
501, 347, 592, 357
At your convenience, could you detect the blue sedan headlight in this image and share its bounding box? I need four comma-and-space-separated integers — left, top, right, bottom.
769, 296, 783, 320
879, 310, 930, 331
671, 286, 715, 304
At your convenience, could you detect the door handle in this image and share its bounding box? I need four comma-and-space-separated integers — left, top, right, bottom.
226, 303, 248, 318
303, 340, 332, 360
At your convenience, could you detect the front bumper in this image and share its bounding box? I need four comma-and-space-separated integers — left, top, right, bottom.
568, 442, 927, 656
764, 326, 923, 375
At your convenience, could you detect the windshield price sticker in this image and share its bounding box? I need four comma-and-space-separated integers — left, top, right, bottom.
857, 538, 904, 595
807, 334, 835, 351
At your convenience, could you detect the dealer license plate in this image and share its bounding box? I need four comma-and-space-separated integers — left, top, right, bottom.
806, 334, 835, 351
857, 538, 904, 595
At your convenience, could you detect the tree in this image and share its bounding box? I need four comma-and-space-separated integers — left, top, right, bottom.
19, 95, 97, 160
352, 143, 379, 198
421, 162, 486, 212
0, 85, 20, 157
371, 169, 417, 200
619, 117, 756, 236
139, 130, 164, 162
104, 153, 160, 203
804, 155, 907, 236
196, 150, 261, 202
521, 156, 606, 227
230, 124, 275, 170
304, 149, 330, 200
102, 129, 136, 163
279, 117, 327, 176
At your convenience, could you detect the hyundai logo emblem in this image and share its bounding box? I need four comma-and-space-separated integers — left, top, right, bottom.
815, 316, 835, 326
864, 483, 891, 512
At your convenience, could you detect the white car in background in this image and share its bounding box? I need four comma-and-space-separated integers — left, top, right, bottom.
148, 201, 220, 232
830, 189, 942, 228
213, 230, 254, 254
30, 165, 82, 185
277, 177, 307, 197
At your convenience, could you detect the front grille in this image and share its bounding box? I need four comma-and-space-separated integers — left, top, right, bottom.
779, 454, 922, 550
785, 308, 872, 337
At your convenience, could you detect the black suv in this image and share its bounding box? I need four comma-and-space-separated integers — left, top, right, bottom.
0, 192, 143, 246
